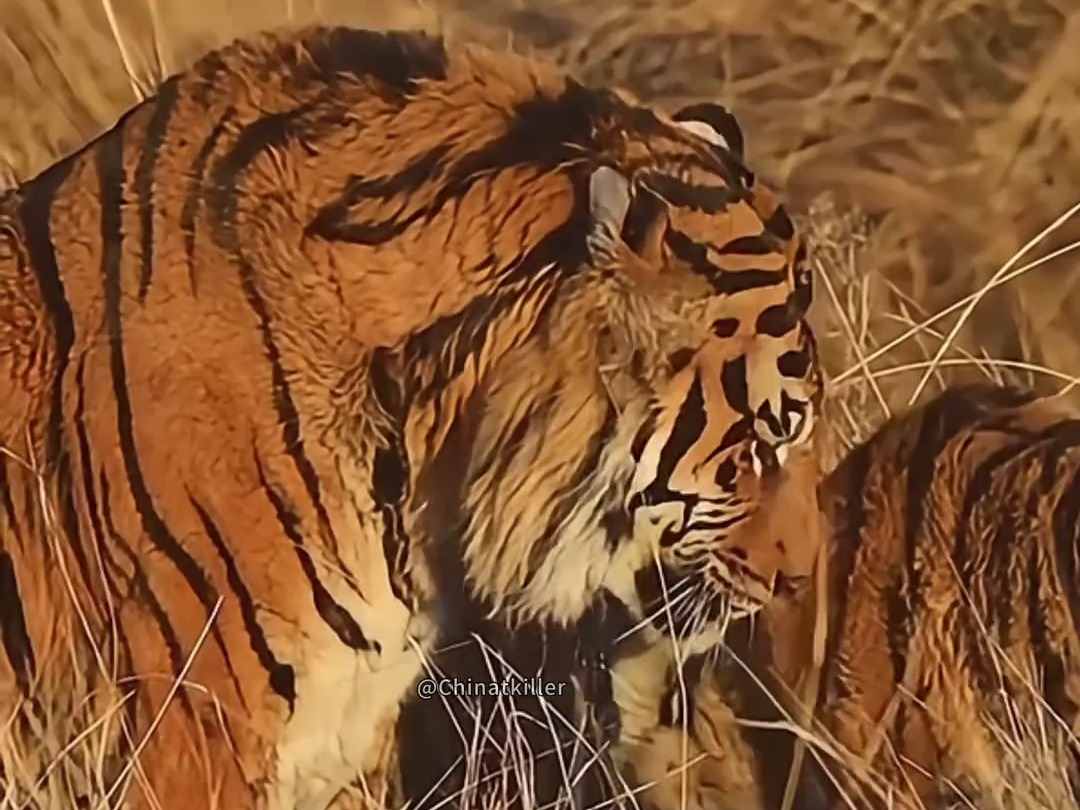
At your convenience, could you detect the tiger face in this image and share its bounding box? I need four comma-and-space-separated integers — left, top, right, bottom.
581, 103, 822, 637
627, 343, 821, 635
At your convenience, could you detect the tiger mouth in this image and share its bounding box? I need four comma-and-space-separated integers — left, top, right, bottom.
632, 564, 770, 641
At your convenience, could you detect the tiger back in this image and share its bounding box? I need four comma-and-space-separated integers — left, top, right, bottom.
0, 26, 822, 810
762, 382, 1080, 810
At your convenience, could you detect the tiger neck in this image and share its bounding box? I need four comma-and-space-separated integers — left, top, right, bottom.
399, 372, 655, 629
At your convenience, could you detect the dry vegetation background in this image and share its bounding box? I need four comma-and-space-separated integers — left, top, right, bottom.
3, 0, 1080, 462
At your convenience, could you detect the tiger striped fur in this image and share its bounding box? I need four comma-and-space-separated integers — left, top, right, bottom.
0, 25, 821, 810
391, 149, 823, 810
777, 382, 1080, 809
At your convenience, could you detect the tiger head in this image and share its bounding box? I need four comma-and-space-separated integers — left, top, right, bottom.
578, 102, 824, 640
380, 47, 823, 634
618, 336, 822, 644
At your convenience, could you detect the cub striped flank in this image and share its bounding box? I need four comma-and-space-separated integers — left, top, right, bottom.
767, 382, 1080, 810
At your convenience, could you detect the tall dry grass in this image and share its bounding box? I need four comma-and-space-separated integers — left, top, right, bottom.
2, 0, 1080, 807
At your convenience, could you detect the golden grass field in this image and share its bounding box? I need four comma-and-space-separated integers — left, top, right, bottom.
2, 0, 1080, 807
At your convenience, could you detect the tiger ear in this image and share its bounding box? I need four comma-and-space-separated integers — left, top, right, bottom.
587, 166, 668, 268
673, 102, 745, 160
588, 166, 631, 266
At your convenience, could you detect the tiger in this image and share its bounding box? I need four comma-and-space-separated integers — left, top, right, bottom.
391, 153, 824, 810
604, 381, 1080, 810
0, 24, 821, 810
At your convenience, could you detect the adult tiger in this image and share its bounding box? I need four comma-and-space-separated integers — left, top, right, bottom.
0, 25, 820, 810
613, 382, 1080, 810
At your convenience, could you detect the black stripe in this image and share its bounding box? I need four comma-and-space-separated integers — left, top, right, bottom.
97, 127, 245, 702
55, 454, 100, 612
672, 102, 745, 158
754, 303, 797, 338
762, 204, 795, 242
777, 349, 811, 380
714, 457, 737, 488
368, 356, 414, 608
19, 475, 40, 554
135, 78, 180, 303
719, 353, 750, 415
254, 456, 375, 652
72, 361, 141, 736
630, 414, 654, 463
372, 445, 413, 608
208, 106, 315, 228
300, 27, 449, 96
714, 235, 775, 255
55, 361, 111, 610
180, 112, 234, 294
601, 507, 632, 553
641, 171, 745, 214
667, 228, 788, 295
638, 376, 708, 510
18, 147, 77, 470
189, 496, 296, 711
0, 552, 36, 695
686, 515, 745, 533
755, 399, 786, 443
620, 184, 667, 256
99, 469, 195, 717
711, 317, 740, 338
208, 106, 367, 591
789, 277, 813, 320
0, 457, 21, 542
698, 417, 753, 470
306, 145, 452, 243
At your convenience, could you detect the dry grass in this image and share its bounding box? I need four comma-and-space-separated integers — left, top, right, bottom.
2, 0, 1080, 807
